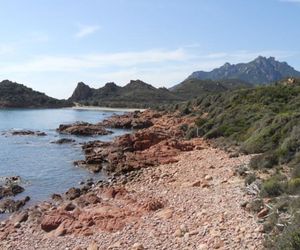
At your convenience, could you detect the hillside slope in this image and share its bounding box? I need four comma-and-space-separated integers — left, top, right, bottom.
178, 77, 300, 248
0, 80, 71, 108
171, 78, 252, 99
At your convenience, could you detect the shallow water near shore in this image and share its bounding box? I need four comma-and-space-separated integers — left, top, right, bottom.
0, 108, 128, 217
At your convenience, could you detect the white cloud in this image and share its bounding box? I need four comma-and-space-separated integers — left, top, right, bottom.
0, 48, 188, 73
0, 44, 16, 55
75, 24, 100, 38
1, 48, 299, 99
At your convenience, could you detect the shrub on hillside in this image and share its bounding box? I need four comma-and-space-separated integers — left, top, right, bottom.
287, 178, 300, 194
249, 153, 279, 170
261, 176, 286, 197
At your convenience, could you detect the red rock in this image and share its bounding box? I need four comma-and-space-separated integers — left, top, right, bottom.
41, 212, 74, 232
74, 110, 201, 174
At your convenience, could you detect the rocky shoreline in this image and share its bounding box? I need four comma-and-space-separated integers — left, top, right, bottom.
0, 110, 265, 249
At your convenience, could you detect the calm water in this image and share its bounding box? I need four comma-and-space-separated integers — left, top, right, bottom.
0, 108, 128, 211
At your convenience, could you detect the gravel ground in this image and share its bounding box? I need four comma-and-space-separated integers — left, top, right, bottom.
0, 144, 264, 250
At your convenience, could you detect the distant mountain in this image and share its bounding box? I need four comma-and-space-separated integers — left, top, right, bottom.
171, 79, 252, 99
0, 80, 71, 108
69, 80, 183, 108
187, 56, 300, 84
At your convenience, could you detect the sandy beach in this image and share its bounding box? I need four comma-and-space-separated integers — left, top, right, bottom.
70, 105, 146, 113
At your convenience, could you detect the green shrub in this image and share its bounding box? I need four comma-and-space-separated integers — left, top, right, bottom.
185, 126, 198, 140
180, 107, 191, 116
287, 178, 300, 194
179, 123, 189, 132
249, 153, 278, 170
244, 173, 257, 186
195, 117, 208, 127
276, 226, 300, 250
262, 177, 284, 197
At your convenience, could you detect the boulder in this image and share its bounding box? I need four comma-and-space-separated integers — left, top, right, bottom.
12, 211, 29, 224
0, 184, 24, 198
51, 138, 75, 144
101, 111, 155, 129
41, 212, 74, 232
10, 130, 46, 136
0, 196, 30, 213
65, 187, 81, 200
57, 122, 112, 136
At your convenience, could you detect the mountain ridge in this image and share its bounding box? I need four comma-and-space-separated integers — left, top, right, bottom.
187, 56, 300, 84
69, 79, 184, 108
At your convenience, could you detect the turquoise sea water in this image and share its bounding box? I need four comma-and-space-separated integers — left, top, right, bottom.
0, 108, 127, 209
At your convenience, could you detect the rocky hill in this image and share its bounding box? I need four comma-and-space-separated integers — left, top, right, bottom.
187, 56, 300, 84
70, 78, 254, 108
170, 78, 252, 99
69, 80, 183, 108
0, 80, 71, 108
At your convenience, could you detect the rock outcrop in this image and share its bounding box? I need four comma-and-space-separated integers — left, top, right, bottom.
57, 122, 112, 136
5, 130, 47, 136
0, 196, 30, 213
101, 111, 155, 129
51, 138, 75, 144
0, 184, 24, 199
77, 110, 197, 174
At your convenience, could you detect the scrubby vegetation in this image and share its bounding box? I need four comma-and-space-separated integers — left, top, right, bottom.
172, 78, 300, 248
170, 78, 251, 100
193, 80, 300, 171
0, 80, 71, 108
69, 78, 253, 108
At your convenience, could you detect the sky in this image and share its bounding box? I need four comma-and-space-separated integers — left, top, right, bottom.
0, 0, 300, 99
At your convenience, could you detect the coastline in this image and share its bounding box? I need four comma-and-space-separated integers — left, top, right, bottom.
70, 104, 147, 112
0, 110, 264, 249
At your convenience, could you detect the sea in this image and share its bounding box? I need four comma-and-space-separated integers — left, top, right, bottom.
0, 108, 128, 214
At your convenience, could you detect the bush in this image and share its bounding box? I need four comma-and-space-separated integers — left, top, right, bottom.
262, 176, 285, 197
249, 153, 278, 170
245, 173, 257, 186
185, 126, 198, 140
179, 123, 189, 132
180, 107, 191, 116
276, 226, 300, 250
195, 117, 208, 127
287, 178, 300, 194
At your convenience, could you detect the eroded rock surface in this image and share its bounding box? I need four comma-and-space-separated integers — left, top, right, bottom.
0, 196, 30, 213
101, 110, 155, 129
78, 110, 197, 173
57, 122, 112, 136
0, 184, 24, 199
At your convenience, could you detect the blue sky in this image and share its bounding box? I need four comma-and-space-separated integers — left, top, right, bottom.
0, 0, 300, 98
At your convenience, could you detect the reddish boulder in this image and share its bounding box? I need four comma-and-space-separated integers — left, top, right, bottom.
41, 212, 74, 232
57, 122, 112, 136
